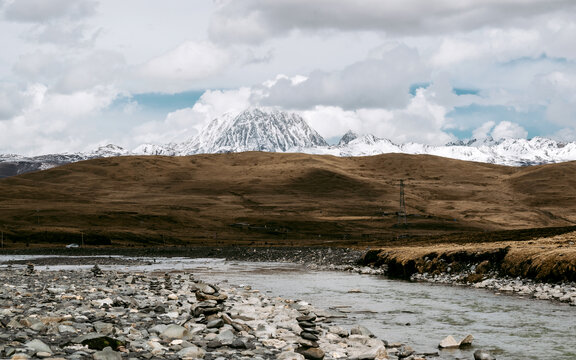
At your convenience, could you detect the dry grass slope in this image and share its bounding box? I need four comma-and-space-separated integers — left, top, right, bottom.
0, 152, 575, 248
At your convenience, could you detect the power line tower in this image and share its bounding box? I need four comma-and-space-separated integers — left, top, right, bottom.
398, 179, 407, 226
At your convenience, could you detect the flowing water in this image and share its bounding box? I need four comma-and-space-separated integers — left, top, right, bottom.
2, 256, 575, 359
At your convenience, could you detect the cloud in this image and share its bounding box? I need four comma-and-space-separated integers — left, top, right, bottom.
13, 50, 126, 93
3, 0, 97, 22
130, 41, 231, 93
259, 44, 428, 109
210, 0, 576, 44
0, 83, 30, 119
301, 85, 454, 145
472, 121, 497, 140
491, 121, 528, 140
0, 83, 120, 155
2, 0, 100, 46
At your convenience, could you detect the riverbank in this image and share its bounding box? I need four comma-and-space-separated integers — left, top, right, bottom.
0, 246, 364, 267
360, 231, 576, 306
1, 265, 440, 360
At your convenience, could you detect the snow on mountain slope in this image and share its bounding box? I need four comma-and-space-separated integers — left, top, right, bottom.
2, 108, 576, 178
177, 108, 328, 154
312, 135, 576, 166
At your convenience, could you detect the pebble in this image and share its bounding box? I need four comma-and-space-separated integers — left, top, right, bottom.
412, 272, 576, 305
0, 266, 436, 360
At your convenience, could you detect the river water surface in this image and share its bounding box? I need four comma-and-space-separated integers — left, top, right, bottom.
2, 256, 575, 359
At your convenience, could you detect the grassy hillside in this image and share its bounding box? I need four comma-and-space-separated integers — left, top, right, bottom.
0, 152, 575, 248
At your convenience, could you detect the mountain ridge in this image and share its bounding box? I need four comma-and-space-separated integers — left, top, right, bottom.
2, 108, 576, 177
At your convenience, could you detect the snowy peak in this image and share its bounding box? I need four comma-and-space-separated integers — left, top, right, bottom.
89, 144, 130, 158
338, 130, 359, 146
187, 108, 328, 154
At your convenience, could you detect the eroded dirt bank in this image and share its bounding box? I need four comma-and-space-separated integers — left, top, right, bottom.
360, 231, 576, 283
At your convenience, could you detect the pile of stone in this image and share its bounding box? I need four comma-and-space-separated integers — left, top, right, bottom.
295, 313, 324, 359
90, 264, 104, 277
24, 263, 34, 276
0, 267, 439, 360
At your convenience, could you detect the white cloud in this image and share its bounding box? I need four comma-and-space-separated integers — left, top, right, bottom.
3, 0, 97, 22
301, 86, 454, 145
0, 83, 120, 155
2, 0, 100, 46
491, 121, 528, 140
430, 28, 542, 68
260, 44, 428, 109
130, 41, 231, 93
472, 121, 497, 140
210, 0, 576, 44
301, 106, 362, 139
14, 50, 126, 93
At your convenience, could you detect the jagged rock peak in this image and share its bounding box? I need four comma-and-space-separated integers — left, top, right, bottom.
90, 144, 130, 157
338, 130, 359, 146
190, 108, 328, 154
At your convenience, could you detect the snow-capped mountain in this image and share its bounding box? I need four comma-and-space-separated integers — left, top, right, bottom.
311, 134, 576, 166
337, 130, 359, 146
175, 108, 328, 154
0, 144, 130, 178
2, 108, 576, 178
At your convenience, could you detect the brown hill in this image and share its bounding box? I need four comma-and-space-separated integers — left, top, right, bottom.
0, 152, 575, 248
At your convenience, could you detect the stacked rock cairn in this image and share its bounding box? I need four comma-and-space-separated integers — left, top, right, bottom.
24, 263, 35, 276
295, 313, 325, 359
90, 264, 104, 277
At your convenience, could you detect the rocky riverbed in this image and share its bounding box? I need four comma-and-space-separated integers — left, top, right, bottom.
1, 264, 443, 360
411, 272, 576, 306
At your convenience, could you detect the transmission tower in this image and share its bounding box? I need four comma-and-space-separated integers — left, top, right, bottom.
398, 179, 407, 225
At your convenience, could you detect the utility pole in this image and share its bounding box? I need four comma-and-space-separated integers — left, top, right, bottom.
81, 232, 84, 247
398, 179, 407, 226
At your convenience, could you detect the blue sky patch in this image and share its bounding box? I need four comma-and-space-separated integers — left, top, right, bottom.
447, 104, 552, 139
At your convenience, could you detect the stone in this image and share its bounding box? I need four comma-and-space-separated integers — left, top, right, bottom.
474, 350, 496, 360
93, 321, 114, 335
149, 324, 168, 334
25, 339, 52, 355
298, 321, 316, 329
459, 334, 474, 348
10, 353, 30, 360
296, 347, 325, 360
397, 345, 414, 359
58, 324, 77, 333
328, 325, 348, 337
278, 351, 306, 360
350, 325, 374, 337
298, 338, 319, 348
147, 340, 166, 356
196, 283, 217, 295
216, 329, 235, 345
206, 318, 224, 329
93, 346, 122, 360
438, 335, 459, 349
301, 331, 319, 341
177, 344, 206, 359
296, 314, 316, 322
160, 324, 190, 340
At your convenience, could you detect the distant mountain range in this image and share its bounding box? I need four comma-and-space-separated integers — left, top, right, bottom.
1, 108, 576, 177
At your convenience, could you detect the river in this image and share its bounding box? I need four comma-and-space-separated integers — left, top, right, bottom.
2, 256, 575, 359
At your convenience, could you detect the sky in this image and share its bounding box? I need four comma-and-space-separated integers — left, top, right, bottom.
1, 0, 576, 155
